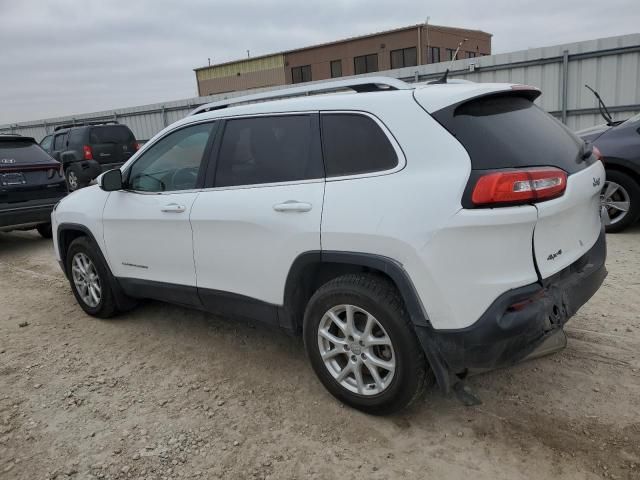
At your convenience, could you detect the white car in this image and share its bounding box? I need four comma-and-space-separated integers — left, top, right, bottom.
52, 77, 607, 414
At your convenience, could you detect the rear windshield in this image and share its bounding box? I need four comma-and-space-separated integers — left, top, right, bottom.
89, 126, 135, 144
0, 141, 54, 164
432, 94, 585, 173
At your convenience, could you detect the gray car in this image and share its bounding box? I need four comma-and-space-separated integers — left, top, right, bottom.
577, 112, 640, 232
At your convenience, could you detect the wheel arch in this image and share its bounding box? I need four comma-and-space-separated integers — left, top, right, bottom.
57, 223, 101, 277
57, 222, 135, 312
603, 158, 640, 186
280, 251, 453, 392
280, 251, 431, 334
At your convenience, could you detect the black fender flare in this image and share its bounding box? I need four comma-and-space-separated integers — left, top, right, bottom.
281, 251, 453, 392
57, 222, 134, 311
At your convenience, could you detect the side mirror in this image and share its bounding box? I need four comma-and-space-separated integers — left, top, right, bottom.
100, 169, 123, 191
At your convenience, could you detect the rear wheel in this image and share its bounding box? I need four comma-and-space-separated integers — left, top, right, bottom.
303, 274, 431, 415
601, 170, 640, 233
36, 223, 52, 239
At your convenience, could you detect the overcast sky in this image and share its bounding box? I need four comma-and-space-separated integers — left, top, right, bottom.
1, 0, 638, 124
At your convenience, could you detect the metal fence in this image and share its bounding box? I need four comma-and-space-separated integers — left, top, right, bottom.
2, 33, 639, 142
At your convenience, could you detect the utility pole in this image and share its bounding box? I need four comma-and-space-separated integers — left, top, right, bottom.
425, 16, 430, 63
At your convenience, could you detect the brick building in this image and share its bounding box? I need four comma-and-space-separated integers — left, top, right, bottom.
195, 23, 492, 96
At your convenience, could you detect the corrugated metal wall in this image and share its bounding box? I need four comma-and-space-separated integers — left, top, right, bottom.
195, 54, 285, 80
2, 33, 639, 141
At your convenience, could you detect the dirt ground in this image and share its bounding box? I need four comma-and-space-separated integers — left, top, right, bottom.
0, 228, 639, 480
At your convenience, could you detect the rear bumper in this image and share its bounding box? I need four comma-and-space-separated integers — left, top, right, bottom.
0, 199, 62, 229
416, 225, 607, 382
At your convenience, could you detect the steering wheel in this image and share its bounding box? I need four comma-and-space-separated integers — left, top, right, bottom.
170, 167, 198, 190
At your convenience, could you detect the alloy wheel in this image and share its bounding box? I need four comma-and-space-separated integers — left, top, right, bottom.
601, 180, 630, 226
67, 171, 78, 191
71, 252, 102, 308
317, 304, 395, 396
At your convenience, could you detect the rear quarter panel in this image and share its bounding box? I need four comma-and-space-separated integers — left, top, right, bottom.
320, 93, 541, 330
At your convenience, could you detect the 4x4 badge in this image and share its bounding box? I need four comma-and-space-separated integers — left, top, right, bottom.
593, 177, 601, 187
547, 249, 562, 261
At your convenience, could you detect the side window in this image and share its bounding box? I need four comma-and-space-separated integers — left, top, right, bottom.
126, 122, 214, 192
53, 134, 66, 150
321, 114, 398, 177
214, 115, 322, 187
68, 129, 85, 146
40, 135, 53, 151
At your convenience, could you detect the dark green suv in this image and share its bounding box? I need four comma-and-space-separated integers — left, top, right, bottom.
40, 122, 138, 191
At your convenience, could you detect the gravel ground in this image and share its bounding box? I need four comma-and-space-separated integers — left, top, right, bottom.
1, 227, 639, 480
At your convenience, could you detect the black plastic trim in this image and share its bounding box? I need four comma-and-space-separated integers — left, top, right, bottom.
118, 278, 203, 309
56, 222, 136, 311
116, 277, 280, 326
0, 201, 61, 229
199, 287, 279, 326
56, 223, 99, 272
320, 251, 430, 326
420, 225, 607, 384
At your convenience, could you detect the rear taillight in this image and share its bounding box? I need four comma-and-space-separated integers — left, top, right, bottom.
134, 142, 141, 151
472, 167, 567, 207
83, 145, 93, 160
593, 145, 602, 161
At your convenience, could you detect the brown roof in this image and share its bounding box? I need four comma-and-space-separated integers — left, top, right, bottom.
194, 22, 492, 71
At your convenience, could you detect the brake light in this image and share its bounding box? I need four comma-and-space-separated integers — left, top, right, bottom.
472, 167, 567, 206
134, 142, 141, 151
83, 145, 93, 160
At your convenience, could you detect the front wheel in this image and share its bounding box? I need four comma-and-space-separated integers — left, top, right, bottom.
66, 236, 120, 318
601, 170, 640, 233
303, 274, 431, 415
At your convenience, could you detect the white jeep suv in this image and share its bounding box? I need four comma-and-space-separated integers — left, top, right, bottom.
52, 77, 607, 414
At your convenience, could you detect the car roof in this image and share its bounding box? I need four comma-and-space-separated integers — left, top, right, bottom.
178, 81, 534, 128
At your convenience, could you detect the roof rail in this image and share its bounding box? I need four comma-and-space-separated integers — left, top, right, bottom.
53, 120, 119, 131
189, 76, 411, 116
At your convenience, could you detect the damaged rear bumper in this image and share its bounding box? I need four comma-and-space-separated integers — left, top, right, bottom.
416, 225, 607, 391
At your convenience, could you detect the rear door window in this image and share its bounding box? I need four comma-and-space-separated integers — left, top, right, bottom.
320, 113, 398, 177
214, 115, 323, 187
53, 134, 67, 150
68, 129, 85, 146
432, 94, 585, 173
89, 126, 135, 144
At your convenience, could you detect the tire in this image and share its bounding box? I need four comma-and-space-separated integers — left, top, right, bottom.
65, 165, 83, 191
36, 223, 52, 239
66, 236, 120, 318
303, 273, 431, 415
602, 170, 640, 233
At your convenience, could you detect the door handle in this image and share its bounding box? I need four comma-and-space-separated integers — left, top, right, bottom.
161, 203, 186, 213
273, 201, 312, 213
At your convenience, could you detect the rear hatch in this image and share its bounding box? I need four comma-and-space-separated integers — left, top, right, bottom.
0, 136, 66, 204
429, 90, 604, 279
89, 125, 137, 168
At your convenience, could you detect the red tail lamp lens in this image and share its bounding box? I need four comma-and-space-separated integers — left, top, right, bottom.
472, 167, 567, 206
